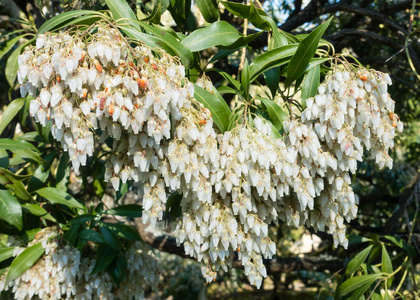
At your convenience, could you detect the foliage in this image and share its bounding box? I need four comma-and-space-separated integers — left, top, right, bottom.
0, 0, 418, 299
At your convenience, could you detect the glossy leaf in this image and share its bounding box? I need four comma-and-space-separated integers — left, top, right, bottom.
346, 244, 373, 277
79, 228, 106, 243
99, 222, 140, 241
194, 85, 230, 132
196, 0, 219, 23
99, 225, 123, 250
6, 40, 32, 87
0, 190, 23, 230
121, 26, 176, 56
285, 17, 332, 87
37, 10, 102, 34
104, 204, 142, 218
339, 273, 382, 296
63, 225, 80, 246
301, 64, 320, 108
14, 149, 46, 166
259, 98, 288, 132
0, 168, 32, 201
91, 244, 117, 274
218, 31, 263, 50
241, 59, 250, 100
219, 1, 266, 19
168, 0, 192, 29
249, 44, 298, 82
136, 22, 194, 67
0, 34, 27, 61
0, 149, 9, 168
36, 187, 85, 210
109, 253, 128, 286
248, 1, 270, 31
0, 247, 15, 263
68, 214, 95, 225
381, 244, 393, 287
349, 281, 375, 300
56, 153, 70, 191
22, 204, 57, 223
0, 138, 39, 152
181, 21, 241, 52
5, 242, 45, 286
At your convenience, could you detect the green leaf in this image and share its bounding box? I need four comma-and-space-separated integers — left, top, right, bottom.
0, 138, 39, 152
104, 204, 142, 218
121, 26, 176, 56
218, 31, 263, 50
219, 1, 266, 19
0, 149, 9, 169
241, 59, 250, 100
0, 247, 15, 263
249, 44, 298, 82
99, 222, 140, 241
0, 34, 27, 61
194, 85, 230, 132
339, 274, 383, 296
301, 64, 320, 108
196, 0, 219, 23
167, 0, 192, 29
14, 149, 46, 166
259, 98, 288, 132
79, 228, 106, 243
109, 253, 128, 286
5, 40, 33, 87
36, 187, 85, 210
0, 190, 22, 231
68, 214, 95, 225
141, 0, 162, 24
91, 244, 117, 274
248, 1, 270, 31
165, 191, 183, 225
383, 235, 415, 257
63, 225, 80, 246
285, 17, 332, 87
37, 10, 102, 35
99, 225, 123, 250
0, 168, 32, 201
209, 68, 241, 91
349, 281, 375, 300
136, 22, 194, 67
5, 242, 45, 286
348, 235, 373, 244
22, 204, 57, 223
105, 0, 139, 30
381, 244, 393, 287
346, 244, 373, 277
56, 153, 70, 191
181, 21, 242, 52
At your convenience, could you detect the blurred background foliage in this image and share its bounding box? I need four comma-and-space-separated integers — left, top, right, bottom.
0, 0, 419, 299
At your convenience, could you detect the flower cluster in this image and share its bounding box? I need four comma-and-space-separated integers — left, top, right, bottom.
0, 228, 161, 300
16, 23, 403, 290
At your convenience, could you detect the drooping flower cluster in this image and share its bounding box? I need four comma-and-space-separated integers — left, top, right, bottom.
16, 23, 403, 291
0, 228, 161, 300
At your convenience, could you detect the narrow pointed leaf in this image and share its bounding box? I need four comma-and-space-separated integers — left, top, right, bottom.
104, 204, 143, 218
381, 244, 393, 287
91, 244, 117, 274
249, 44, 298, 82
0, 190, 23, 230
194, 85, 230, 132
0, 247, 15, 263
301, 64, 320, 108
285, 17, 332, 87
36, 187, 85, 210
5, 242, 44, 286
37, 10, 102, 34
259, 98, 288, 132
22, 204, 56, 222
339, 273, 383, 296
181, 21, 241, 52
346, 244, 373, 277
196, 0, 219, 23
